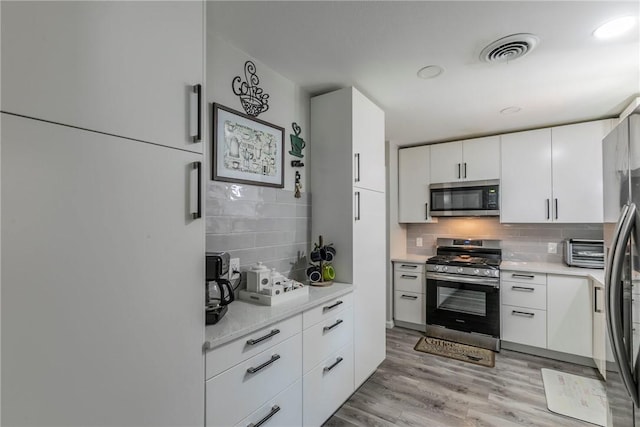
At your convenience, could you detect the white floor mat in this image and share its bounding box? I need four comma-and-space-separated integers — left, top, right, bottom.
541, 368, 607, 426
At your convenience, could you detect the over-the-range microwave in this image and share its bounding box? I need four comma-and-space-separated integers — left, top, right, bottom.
429, 180, 499, 217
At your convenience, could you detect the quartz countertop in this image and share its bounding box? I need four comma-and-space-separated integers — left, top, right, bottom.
204, 282, 354, 351
391, 255, 432, 264
501, 261, 605, 286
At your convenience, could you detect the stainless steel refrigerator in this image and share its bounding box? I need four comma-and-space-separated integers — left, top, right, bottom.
604, 112, 640, 426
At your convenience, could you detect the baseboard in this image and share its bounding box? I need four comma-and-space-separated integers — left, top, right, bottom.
393, 320, 426, 332
385, 320, 395, 329
501, 341, 596, 367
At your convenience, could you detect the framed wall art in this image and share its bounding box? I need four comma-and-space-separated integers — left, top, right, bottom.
212, 103, 284, 188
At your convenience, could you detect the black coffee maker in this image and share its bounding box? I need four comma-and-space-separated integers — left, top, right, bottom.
206, 252, 234, 325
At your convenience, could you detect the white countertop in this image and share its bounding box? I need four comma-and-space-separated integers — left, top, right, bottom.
391, 255, 432, 263
501, 261, 605, 286
204, 282, 354, 351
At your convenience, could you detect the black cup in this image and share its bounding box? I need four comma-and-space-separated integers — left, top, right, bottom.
310, 249, 322, 262
306, 265, 322, 282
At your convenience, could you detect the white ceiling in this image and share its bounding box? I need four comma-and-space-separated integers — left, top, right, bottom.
207, 1, 640, 146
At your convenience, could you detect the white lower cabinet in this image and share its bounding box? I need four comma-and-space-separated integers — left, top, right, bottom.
547, 275, 592, 358
501, 305, 547, 348
236, 379, 302, 427
303, 343, 355, 427
393, 261, 426, 328
205, 292, 355, 427
206, 334, 302, 427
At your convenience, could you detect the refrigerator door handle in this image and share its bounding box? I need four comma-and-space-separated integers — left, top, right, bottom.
607, 202, 639, 407
606, 203, 630, 291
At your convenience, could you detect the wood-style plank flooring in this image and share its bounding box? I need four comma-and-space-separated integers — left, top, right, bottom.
324, 327, 602, 427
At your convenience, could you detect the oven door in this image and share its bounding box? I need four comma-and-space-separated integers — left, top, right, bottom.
426, 272, 500, 337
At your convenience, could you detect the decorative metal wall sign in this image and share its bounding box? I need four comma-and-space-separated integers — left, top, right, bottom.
289, 122, 306, 158
232, 61, 270, 117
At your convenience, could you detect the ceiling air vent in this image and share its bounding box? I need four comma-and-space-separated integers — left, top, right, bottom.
480, 33, 540, 63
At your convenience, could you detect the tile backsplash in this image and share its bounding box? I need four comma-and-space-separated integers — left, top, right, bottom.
206, 181, 311, 283
406, 218, 603, 263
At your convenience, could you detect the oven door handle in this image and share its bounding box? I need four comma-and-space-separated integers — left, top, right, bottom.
426, 271, 499, 287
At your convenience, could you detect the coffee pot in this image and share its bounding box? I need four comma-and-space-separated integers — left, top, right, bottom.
206, 252, 234, 324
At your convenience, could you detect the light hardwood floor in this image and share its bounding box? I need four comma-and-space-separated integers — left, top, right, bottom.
324, 327, 601, 427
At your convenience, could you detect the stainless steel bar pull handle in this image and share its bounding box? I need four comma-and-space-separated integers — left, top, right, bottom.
246, 329, 280, 346
425, 203, 429, 220
457, 163, 461, 179
323, 300, 343, 312
190, 162, 202, 219
354, 191, 361, 221
546, 199, 550, 220
247, 405, 280, 427
555, 198, 558, 220
401, 294, 418, 300
512, 310, 535, 317
354, 153, 361, 182
191, 84, 202, 142
463, 162, 467, 178
401, 264, 417, 269
401, 274, 417, 279
323, 319, 343, 332
512, 274, 535, 279
324, 356, 344, 372
512, 286, 534, 292
594, 287, 602, 313
246, 354, 281, 374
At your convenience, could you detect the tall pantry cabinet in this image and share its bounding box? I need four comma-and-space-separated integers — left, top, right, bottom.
310, 87, 386, 388
1, 2, 205, 426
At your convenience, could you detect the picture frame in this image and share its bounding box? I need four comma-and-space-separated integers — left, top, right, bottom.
212, 103, 285, 188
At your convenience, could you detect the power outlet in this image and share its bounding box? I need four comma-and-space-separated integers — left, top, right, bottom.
547, 242, 558, 254
416, 237, 423, 247
229, 257, 240, 275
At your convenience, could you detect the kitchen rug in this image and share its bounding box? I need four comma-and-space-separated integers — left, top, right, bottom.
541, 368, 606, 426
414, 336, 495, 367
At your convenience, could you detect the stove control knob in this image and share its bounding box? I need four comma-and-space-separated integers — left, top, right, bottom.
434, 265, 441, 272
473, 269, 480, 275
484, 270, 491, 275
442, 266, 448, 272
457, 267, 464, 273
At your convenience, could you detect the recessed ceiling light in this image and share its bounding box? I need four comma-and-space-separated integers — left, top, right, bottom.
500, 106, 522, 115
417, 65, 444, 79
594, 16, 637, 39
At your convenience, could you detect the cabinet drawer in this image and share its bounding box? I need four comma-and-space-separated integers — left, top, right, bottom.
302, 343, 354, 427
206, 313, 302, 379
501, 305, 546, 348
303, 307, 353, 373
501, 282, 547, 310
394, 271, 425, 294
206, 334, 302, 427
394, 291, 425, 325
394, 262, 425, 274
303, 292, 353, 329
502, 271, 546, 285
235, 379, 302, 427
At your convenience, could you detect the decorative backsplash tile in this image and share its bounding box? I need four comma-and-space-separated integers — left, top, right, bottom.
206, 181, 311, 283
406, 218, 603, 263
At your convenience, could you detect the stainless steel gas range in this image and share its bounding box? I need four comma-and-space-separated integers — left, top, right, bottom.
425, 238, 501, 351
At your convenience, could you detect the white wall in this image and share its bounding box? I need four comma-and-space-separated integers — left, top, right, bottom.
206, 33, 310, 192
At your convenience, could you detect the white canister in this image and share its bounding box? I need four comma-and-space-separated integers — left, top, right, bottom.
246, 262, 270, 293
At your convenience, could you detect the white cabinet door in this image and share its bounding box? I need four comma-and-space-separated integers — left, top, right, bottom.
500, 128, 552, 223
547, 275, 593, 358
1, 1, 204, 152
394, 291, 425, 325
462, 136, 500, 181
398, 145, 431, 222
352, 89, 385, 192
2, 114, 204, 426
430, 141, 463, 183
353, 189, 386, 388
592, 281, 606, 378
551, 121, 610, 223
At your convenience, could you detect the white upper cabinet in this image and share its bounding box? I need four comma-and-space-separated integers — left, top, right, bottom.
430, 136, 500, 183
500, 129, 553, 223
398, 145, 433, 222
501, 120, 612, 223
352, 89, 386, 192
552, 121, 611, 223
1, 1, 204, 152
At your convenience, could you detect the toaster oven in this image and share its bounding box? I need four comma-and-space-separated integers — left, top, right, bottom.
563, 239, 604, 269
